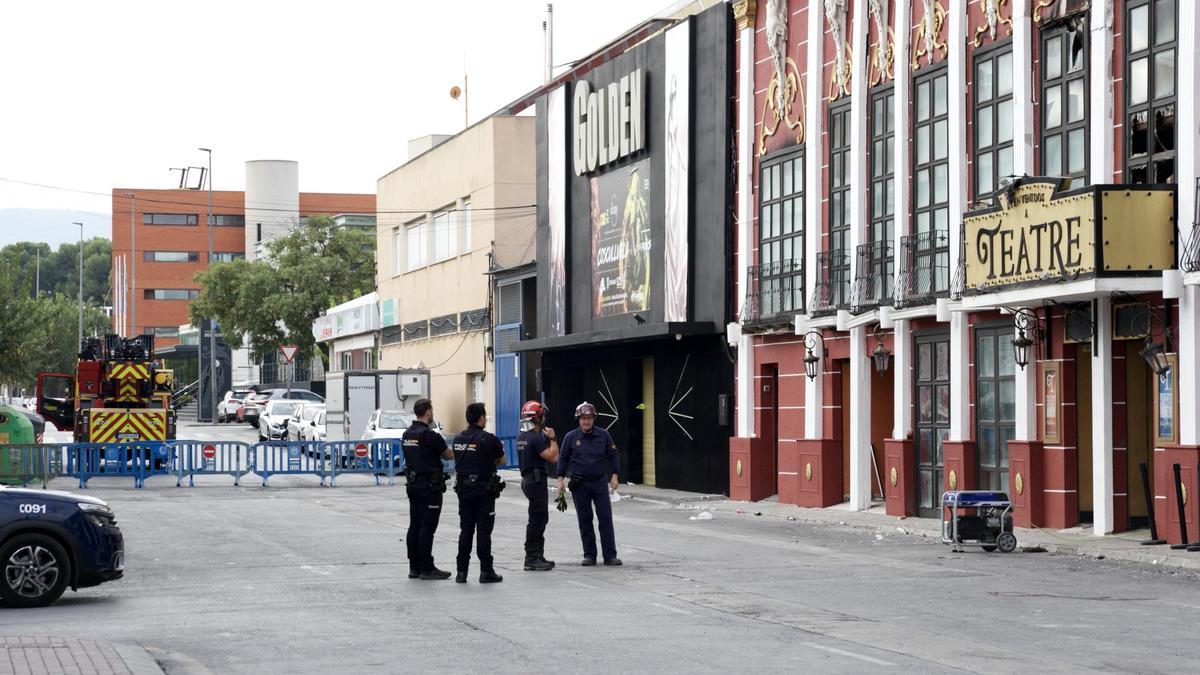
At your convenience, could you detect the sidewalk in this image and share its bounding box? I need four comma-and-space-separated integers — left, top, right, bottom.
610, 481, 1200, 573
0, 637, 162, 675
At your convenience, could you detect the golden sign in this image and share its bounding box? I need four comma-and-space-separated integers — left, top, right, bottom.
805, 462, 813, 481
889, 466, 898, 487
1015, 472, 1024, 496
948, 469, 958, 490
964, 179, 1176, 293
736, 459, 744, 477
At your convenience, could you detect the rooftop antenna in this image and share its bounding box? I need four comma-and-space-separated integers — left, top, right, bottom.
544, 4, 554, 83
169, 167, 188, 189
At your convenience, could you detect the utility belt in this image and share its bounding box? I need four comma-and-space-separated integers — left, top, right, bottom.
521, 468, 548, 482
456, 473, 506, 498
406, 470, 449, 493
567, 473, 606, 491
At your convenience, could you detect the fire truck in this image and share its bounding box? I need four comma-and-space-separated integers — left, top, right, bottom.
36, 334, 176, 444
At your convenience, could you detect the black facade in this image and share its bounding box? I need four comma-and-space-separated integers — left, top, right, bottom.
521, 5, 733, 494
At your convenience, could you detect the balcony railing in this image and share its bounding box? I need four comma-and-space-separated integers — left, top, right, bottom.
742, 259, 804, 327
1183, 178, 1200, 273
895, 230, 950, 308
850, 241, 893, 313
809, 249, 849, 317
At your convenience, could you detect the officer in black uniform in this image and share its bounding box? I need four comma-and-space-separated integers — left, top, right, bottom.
451, 402, 507, 584
556, 402, 622, 566
517, 400, 558, 571
402, 398, 453, 580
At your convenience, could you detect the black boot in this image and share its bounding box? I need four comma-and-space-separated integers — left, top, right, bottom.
479, 570, 504, 583
538, 545, 555, 569
455, 570, 468, 583
408, 564, 421, 579
524, 558, 553, 571
420, 566, 452, 580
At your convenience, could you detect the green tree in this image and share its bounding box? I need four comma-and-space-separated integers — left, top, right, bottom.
190, 216, 375, 362
0, 238, 111, 303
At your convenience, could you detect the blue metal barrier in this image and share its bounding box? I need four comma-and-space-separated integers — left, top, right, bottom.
324, 440, 402, 487
498, 436, 519, 470
174, 441, 252, 487
1, 445, 64, 489
251, 441, 330, 486
66, 442, 174, 488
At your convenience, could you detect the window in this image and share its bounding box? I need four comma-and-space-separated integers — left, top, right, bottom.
1126, 0, 1176, 184
143, 251, 199, 263
914, 331, 951, 517
460, 308, 490, 331
209, 215, 246, 226
406, 219, 427, 270
256, 223, 263, 242
339, 352, 352, 371
912, 68, 951, 297
210, 252, 244, 263
1039, 19, 1087, 186
391, 227, 401, 275
432, 208, 457, 263
868, 87, 895, 304
460, 198, 472, 254
757, 148, 805, 318
144, 289, 199, 300
402, 319, 429, 341
151, 326, 180, 338
975, 47, 1015, 197
430, 313, 458, 337
143, 213, 198, 226
827, 102, 852, 310
975, 325, 1017, 492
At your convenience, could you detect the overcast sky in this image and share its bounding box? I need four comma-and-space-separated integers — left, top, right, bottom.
0, 0, 668, 220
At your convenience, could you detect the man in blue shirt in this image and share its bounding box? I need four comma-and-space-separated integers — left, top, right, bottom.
451, 402, 507, 584
517, 400, 558, 571
402, 398, 454, 580
556, 402, 622, 566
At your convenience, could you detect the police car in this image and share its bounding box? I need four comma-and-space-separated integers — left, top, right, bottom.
0, 485, 124, 607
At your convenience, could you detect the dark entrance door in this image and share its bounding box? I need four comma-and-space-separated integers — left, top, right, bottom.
761, 364, 779, 496
975, 324, 1016, 492
915, 331, 950, 517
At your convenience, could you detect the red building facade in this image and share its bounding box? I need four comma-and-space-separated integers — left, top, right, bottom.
730, 0, 1196, 538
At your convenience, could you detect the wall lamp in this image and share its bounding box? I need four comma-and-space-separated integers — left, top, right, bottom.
1138, 302, 1173, 377
1010, 307, 1045, 371
871, 325, 891, 375
802, 330, 826, 381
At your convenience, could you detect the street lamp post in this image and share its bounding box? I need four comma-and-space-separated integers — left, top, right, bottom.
73, 221, 84, 350
199, 147, 217, 423
123, 192, 136, 336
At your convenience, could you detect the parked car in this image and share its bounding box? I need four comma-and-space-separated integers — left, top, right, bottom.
300, 410, 326, 443
258, 400, 301, 441
239, 391, 271, 426
0, 484, 124, 607
286, 403, 325, 441
218, 389, 253, 424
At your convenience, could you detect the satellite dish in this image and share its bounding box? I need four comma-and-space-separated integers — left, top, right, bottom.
449, 85, 462, 100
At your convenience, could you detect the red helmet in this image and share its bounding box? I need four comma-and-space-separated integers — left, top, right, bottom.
575, 402, 597, 418
521, 400, 546, 423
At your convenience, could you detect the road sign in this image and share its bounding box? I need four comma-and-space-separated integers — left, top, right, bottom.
354, 443, 369, 459
280, 345, 299, 363
202, 444, 217, 460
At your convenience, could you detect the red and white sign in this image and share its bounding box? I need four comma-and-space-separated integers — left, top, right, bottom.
354, 443, 369, 459
279, 345, 299, 363
202, 444, 217, 460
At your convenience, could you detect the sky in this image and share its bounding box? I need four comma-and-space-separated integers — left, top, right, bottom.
0, 0, 673, 230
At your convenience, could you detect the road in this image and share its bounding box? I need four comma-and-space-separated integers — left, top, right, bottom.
10, 421, 1200, 673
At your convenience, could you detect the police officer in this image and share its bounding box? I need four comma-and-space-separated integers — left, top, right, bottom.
516, 400, 558, 571
402, 398, 454, 580
556, 402, 622, 566
451, 402, 507, 584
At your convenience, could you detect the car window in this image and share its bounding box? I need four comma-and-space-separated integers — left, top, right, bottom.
301, 406, 323, 421
300, 392, 323, 402
379, 411, 414, 429
271, 402, 299, 416
316, 412, 325, 425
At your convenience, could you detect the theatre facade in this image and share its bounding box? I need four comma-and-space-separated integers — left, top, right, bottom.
517, 4, 734, 494
728, 0, 1198, 538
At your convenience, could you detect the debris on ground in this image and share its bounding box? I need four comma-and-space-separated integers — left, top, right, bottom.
689, 511, 714, 521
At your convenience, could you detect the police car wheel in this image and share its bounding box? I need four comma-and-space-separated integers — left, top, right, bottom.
1, 534, 71, 608
996, 532, 1018, 553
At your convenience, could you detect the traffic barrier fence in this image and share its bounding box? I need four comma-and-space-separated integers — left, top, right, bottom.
251, 440, 331, 486
1, 444, 65, 489
67, 442, 174, 488
324, 439, 402, 486
175, 441, 252, 487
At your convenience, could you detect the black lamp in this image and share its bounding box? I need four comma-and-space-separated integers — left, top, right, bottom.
1140, 335, 1171, 376
1011, 308, 1041, 371
871, 326, 891, 374
802, 331, 824, 381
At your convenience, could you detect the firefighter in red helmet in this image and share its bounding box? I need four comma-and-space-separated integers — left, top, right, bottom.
517, 400, 559, 571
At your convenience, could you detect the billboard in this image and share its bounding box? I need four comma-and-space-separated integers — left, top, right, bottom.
591, 158, 652, 317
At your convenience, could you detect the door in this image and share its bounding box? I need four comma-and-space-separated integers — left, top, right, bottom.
1077, 344, 1094, 522
761, 364, 779, 495
1126, 340, 1152, 527
840, 363, 851, 499
975, 325, 1016, 492
36, 373, 74, 432
640, 358, 656, 487
915, 332, 951, 517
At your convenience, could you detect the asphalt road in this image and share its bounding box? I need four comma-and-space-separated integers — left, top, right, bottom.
11, 421, 1200, 673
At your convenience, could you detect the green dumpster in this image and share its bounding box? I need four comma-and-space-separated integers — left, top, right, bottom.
0, 404, 36, 485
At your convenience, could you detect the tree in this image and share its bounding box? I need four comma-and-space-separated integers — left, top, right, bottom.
0, 238, 111, 304
190, 216, 375, 362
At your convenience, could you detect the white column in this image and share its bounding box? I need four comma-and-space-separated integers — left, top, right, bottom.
1089, 0, 1114, 183
1092, 296, 1115, 534
804, 0, 825, 440
893, 319, 912, 439
1177, 0, 1200, 446
947, 0, 971, 442
849, 326, 872, 508
736, 19, 756, 438
1010, 0, 1037, 441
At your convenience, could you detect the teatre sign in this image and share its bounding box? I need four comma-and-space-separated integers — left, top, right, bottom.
573, 68, 646, 176
964, 179, 1096, 292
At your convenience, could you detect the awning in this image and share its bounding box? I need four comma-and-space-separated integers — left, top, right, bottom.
513, 321, 720, 353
